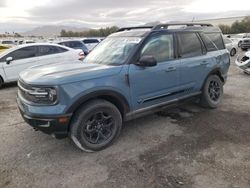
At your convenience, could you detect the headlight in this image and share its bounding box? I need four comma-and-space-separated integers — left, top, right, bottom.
18, 81, 58, 105
28, 87, 58, 104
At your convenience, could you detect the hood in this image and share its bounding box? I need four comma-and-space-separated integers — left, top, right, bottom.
19, 61, 123, 85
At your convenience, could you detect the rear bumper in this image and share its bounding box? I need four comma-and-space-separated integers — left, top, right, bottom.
17, 96, 71, 139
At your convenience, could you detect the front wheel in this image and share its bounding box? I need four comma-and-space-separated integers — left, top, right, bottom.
70, 99, 122, 152
0, 77, 3, 88
200, 75, 223, 109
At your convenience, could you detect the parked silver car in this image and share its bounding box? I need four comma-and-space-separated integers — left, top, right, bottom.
224, 38, 237, 56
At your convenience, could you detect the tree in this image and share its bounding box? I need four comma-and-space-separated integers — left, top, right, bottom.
60, 26, 119, 37
218, 24, 231, 34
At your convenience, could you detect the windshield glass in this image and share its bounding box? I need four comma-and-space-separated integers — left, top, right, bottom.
83, 37, 142, 65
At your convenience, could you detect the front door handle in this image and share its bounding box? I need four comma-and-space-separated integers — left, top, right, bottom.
165, 67, 176, 72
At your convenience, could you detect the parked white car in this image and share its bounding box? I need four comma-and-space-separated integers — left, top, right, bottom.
224, 38, 237, 56
0, 43, 83, 87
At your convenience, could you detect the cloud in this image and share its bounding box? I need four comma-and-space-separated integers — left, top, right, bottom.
0, 0, 6, 7
28, 0, 193, 25
0, 0, 250, 32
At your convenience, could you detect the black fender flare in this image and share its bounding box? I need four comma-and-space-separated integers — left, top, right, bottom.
65, 90, 130, 117
202, 68, 224, 89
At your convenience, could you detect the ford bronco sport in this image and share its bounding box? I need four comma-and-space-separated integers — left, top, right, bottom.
17, 23, 230, 152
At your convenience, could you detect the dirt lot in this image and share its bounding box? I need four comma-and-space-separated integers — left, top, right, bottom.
0, 51, 250, 188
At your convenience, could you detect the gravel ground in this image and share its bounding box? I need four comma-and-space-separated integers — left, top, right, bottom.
0, 50, 249, 188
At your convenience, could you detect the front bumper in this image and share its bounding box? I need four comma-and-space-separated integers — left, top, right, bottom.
17, 96, 72, 139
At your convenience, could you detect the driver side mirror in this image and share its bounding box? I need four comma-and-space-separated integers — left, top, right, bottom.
6, 57, 13, 64
137, 55, 157, 67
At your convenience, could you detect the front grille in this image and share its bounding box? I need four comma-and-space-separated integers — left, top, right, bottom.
243, 40, 250, 43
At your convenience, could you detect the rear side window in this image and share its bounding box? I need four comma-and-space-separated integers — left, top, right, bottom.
83, 39, 99, 44
69, 41, 83, 48
2, 46, 38, 61
205, 33, 225, 50
38, 45, 67, 56
178, 33, 203, 58
141, 34, 174, 63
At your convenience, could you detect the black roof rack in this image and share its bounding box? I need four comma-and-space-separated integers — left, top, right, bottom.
153, 22, 213, 30
118, 22, 213, 32
117, 26, 153, 32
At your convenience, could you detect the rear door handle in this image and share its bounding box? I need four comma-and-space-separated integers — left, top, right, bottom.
165, 67, 176, 72
200, 61, 208, 65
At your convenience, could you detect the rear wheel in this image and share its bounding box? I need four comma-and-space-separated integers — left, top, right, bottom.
230, 48, 236, 56
70, 99, 122, 152
200, 75, 223, 109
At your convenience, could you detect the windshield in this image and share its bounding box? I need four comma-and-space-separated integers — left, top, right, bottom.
83, 37, 142, 65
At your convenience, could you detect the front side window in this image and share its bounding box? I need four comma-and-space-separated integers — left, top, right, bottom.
83, 37, 141, 65
178, 33, 203, 58
2, 46, 37, 61
140, 34, 174, 63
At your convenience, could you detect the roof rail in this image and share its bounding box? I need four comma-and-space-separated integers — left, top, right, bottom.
117, 26, 153, 32
117, 23, 213, 32
153, 23, 213, 30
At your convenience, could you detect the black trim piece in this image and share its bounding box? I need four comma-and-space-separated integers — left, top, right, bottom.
125, 74, 130, 86
125, 91, 201, 121
142, 89, 186, 103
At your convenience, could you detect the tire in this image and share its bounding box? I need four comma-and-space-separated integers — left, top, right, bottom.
230, 48, 236, 56
200, 75, 223, 109
70, 99, 122, 152
0, 76, 3, 88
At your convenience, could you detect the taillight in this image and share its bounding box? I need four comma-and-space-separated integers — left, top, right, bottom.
78, 52, 85, 60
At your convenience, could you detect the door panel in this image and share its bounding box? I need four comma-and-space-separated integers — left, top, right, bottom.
128, 33, 181, 111
177, 32, 214, 95
129, 60, 181, 110
3, 57, 38, 81
2, 46, 38, 81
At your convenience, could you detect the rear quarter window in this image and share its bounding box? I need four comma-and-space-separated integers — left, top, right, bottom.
204, 33, 225, 50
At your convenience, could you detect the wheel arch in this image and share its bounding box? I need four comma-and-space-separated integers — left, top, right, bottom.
66, 90, 130, 119
203, 68, 225, 89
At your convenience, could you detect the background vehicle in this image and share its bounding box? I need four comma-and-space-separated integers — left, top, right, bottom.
224, 38, 237, 56
82, 38, 101, 50
58, 40, 90, 55
0, 43, 83, 87
235, 51, 250, 74
17, 23, 230, 152
241, 38, 250, 51
229, 33, 250, 47
1, 40, 16, 48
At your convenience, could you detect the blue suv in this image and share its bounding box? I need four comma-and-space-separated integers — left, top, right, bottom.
17, 23, 230, 152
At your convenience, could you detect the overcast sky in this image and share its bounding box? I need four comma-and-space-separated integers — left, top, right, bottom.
0, 0, 250, 32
